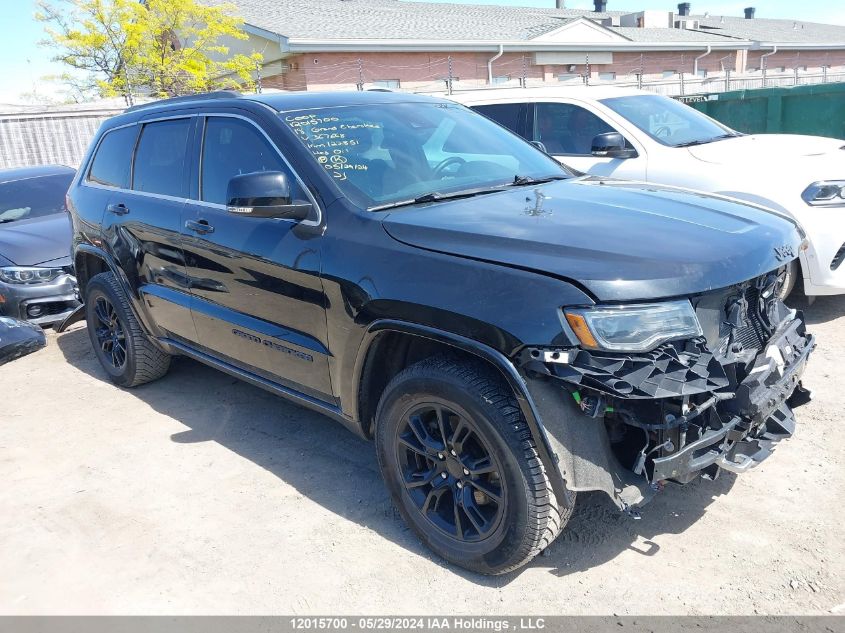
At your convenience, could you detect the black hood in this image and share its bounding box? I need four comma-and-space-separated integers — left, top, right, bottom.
382, 178, 802, 302
0, 213, 72, 266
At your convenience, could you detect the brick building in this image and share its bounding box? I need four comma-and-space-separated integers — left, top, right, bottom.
206, 0, 845, 92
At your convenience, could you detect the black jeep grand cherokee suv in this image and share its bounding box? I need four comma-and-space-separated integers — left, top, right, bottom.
67, 90, 813, 574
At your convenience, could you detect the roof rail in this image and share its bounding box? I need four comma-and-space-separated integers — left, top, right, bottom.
125, 90, 242, 113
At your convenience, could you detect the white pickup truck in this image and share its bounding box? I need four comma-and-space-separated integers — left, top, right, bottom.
446, 86, 845, 298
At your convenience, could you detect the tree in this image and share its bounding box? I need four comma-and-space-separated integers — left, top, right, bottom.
37, 0, 263, 102
130, 0, 263, 97
36, 0, 142, 102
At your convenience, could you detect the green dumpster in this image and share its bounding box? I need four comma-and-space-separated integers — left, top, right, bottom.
682, 82, 845, 140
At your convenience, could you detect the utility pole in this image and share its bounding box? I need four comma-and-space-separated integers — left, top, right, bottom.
356, 58, 364, 91
447, 55, 453, 94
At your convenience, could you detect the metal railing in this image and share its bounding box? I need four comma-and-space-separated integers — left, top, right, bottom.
436, 69, 845, 98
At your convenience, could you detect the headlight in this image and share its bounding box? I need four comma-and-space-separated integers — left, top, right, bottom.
0, 266, 64, 285
564, 300, 702, 352
802, 180, 845, 206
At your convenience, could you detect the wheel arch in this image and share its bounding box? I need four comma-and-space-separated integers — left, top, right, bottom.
72, 244, 164, 345
74, 244, 111, 298
352, 320, 567, 503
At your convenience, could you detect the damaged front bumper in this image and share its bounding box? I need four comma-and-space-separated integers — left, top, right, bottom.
520, 304, 815, 511
653, 315, 812, 482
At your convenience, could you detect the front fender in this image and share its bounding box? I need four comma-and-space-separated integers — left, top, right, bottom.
352, 319, 571, 505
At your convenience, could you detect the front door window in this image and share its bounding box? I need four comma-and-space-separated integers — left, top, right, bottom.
534, 102, 618, 156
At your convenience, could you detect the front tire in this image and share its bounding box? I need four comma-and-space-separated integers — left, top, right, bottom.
85, 271, 170, 387
375, 356, 574, 575
778, 260, 799, 301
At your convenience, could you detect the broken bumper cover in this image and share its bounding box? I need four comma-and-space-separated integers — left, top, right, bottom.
521, 312, 815, 510
651, 405, 796, 483
653, 316, 814, 482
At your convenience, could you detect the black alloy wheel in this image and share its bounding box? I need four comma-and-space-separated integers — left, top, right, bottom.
84, 271, 171, 387
92, 295, 127, 370
375, 356, 573, 575
396, 402, 505, 542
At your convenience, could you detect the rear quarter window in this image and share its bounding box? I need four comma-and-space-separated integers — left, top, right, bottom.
87, 126, 138, 188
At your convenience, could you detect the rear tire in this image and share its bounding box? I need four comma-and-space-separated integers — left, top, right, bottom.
85, 271, 170, 387
375, 355, 574, 575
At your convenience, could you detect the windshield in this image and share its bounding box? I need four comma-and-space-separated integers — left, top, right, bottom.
600, 94, 738, 148
0, 174, 73, 224
281, 102, 572, 209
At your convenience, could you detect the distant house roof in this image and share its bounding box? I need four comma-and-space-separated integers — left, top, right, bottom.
692, 14, 845, 44
204, 0, 602, 42
201, 0, 845, 50
612, 27, 735, 42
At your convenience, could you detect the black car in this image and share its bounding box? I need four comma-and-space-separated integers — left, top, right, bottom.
0, 165, 79, 326
66, 90, 813, 575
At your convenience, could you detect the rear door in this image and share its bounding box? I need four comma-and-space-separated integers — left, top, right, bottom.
181, 112, 332, 400
99, 115, 199, 344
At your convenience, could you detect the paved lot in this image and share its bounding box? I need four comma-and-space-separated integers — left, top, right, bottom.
1, 296, 844, 615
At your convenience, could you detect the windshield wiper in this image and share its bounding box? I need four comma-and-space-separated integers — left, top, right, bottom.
673, 133, 740, 148
369, 174, 570, 211
511, 174, 569, 186
369, 186, 504, 212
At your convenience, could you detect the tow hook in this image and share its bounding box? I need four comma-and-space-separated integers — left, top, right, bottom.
787, 382, 812, 408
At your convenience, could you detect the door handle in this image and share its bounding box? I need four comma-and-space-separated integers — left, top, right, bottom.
107, 203, 130, 216
185, 219, 215, 235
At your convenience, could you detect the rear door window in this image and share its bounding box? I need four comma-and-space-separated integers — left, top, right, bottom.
132, 119, 192, 197
88, 126, 137, 188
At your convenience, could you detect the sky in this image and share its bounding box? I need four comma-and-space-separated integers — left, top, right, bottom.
2, 0, 844, 105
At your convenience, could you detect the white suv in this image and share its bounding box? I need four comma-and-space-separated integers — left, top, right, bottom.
446, 86, 845, 298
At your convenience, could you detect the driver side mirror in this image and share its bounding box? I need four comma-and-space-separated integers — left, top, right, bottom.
591, 132, 638, 159
226, 171, 312, 221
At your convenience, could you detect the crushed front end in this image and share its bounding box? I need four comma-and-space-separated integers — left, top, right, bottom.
520, 268, 815, 510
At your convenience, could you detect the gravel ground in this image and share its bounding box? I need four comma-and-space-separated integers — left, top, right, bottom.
1, 296, 844, 615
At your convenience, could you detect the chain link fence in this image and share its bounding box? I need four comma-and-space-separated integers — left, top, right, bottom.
2, 63, 843, 170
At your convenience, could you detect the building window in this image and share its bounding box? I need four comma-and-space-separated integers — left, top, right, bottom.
491, 76, 510, 84
598, 72, 616, 81
695, 69, 707, 78
373, 79, 400, 89
662, 70, 677, 78
557, 73, 580, 82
